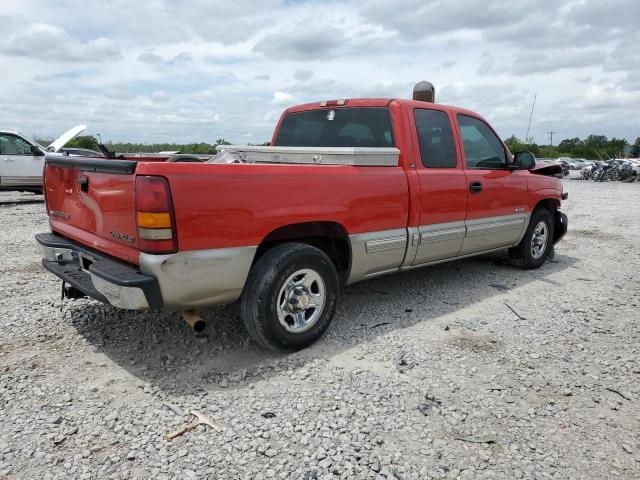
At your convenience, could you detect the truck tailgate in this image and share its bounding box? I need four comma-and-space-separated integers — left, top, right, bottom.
44, 157, 142, 264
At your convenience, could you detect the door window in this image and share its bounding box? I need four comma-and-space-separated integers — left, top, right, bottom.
0, 135, 32, 155
414, 109, 457, 168
457, 115, 507, 169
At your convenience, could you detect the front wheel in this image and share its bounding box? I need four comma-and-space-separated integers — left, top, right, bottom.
241, 243, 339, 351
509, 209, 554, 269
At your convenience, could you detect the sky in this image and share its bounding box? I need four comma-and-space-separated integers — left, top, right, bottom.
1, 0, 638, 145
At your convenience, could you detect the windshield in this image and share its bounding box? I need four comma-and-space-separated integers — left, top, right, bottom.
274, 107, 395, 148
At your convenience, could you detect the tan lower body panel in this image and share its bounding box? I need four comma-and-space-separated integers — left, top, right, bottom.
346, 214, 530, 284
346, 229, 407, 284
460, 214, 528, 255
139, 246, 258, 308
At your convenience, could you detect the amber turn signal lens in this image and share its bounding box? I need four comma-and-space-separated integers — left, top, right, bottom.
137, 211, 171, 229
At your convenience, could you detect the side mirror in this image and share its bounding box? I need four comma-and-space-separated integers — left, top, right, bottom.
30, 145, 45, 156
513, 151, 536, 170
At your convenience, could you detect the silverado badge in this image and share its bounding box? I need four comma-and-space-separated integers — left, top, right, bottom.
110, 231, 135, 243
50, 210, 70, 220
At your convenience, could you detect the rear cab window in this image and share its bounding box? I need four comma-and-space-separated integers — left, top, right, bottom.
457, 115, 507, 169
273, 107, 395, 147
414, 109, 458, 168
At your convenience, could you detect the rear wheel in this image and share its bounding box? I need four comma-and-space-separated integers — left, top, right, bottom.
241, 243, 339, 351
509, 208, 554, 269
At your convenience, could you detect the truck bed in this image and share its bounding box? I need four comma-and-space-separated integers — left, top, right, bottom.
44, 154, 410, 259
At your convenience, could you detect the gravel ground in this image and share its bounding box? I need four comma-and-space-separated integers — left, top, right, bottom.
0, 181, 639, 480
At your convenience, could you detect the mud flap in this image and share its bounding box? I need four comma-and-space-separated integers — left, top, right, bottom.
553, 212, 568, 244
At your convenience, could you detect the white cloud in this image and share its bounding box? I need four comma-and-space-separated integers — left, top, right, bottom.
293, 69, 313, 81
270, 91, 302, 106
1, 22, 120, 62
255, 25, 345, 60
478, 49, 607, 76
0, 0, 637, 144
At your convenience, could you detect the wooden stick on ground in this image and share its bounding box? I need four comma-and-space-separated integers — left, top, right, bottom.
164, 410, 221, 441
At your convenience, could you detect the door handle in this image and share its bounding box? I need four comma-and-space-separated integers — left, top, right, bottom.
469, 181, 483, 193
78, 176, 89, 193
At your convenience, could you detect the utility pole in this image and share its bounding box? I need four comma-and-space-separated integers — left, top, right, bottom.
547, 131, 556, 147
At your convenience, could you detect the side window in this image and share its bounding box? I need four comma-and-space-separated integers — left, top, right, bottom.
457, 115, 507, 169
414, 109, 457, 168
0, 134, 32, 155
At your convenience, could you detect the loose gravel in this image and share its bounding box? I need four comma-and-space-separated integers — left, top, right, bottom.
0, 181, 639, 480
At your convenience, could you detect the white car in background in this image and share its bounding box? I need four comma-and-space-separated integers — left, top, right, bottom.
0, 125, 88, 193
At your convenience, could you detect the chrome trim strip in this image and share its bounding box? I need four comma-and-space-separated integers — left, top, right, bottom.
466, 216, 526, 237
139, 246, 257, 308
1, 176, 42, 186
365, 235, 406, 253
402, 246, 510, 271
420, 226, 466, 244
347, 228, 407, 284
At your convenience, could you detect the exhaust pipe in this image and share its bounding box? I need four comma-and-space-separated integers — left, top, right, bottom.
413, 81, 435, 103
182, 310, 206, 333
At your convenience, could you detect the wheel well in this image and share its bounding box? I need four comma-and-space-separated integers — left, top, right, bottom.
533, 198, 559, 214
255, 221, 351, 276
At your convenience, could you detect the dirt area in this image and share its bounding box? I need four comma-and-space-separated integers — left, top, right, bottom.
0, 181, 638, 480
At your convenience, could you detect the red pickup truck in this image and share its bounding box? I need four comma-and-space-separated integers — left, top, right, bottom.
36, 85, 567, 351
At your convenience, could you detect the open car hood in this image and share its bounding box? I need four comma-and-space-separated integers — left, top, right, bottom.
530, 161, 562, 176
47, 125, 87, 153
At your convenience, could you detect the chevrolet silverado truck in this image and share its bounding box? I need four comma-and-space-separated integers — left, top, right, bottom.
36, 82, 568, 351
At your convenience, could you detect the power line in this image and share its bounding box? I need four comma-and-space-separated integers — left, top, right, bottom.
547, 131, 557, 147
525, 93, 537, 141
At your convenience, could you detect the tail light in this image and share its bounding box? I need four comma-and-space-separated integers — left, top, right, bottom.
42, 166, 49, 215
135, 175, 177, 254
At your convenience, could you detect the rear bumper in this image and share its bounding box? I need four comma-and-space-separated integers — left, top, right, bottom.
36, 232, 162, 310
36, 232, 258, 310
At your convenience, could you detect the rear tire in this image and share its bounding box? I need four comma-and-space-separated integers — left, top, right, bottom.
241, 243, 339, 352
509, 208, 554, 269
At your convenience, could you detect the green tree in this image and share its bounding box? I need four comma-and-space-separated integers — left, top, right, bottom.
504, 135, 523, 152
605, 137, 627, 158
106, 138, 235, 154
503, 135, 542, 156
558, 137, 582, 153
66, 135, 100, 150
584, 135, 608, 150
505, 133, 632, 160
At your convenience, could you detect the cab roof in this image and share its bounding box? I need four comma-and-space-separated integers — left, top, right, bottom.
285, 98, 482, 119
